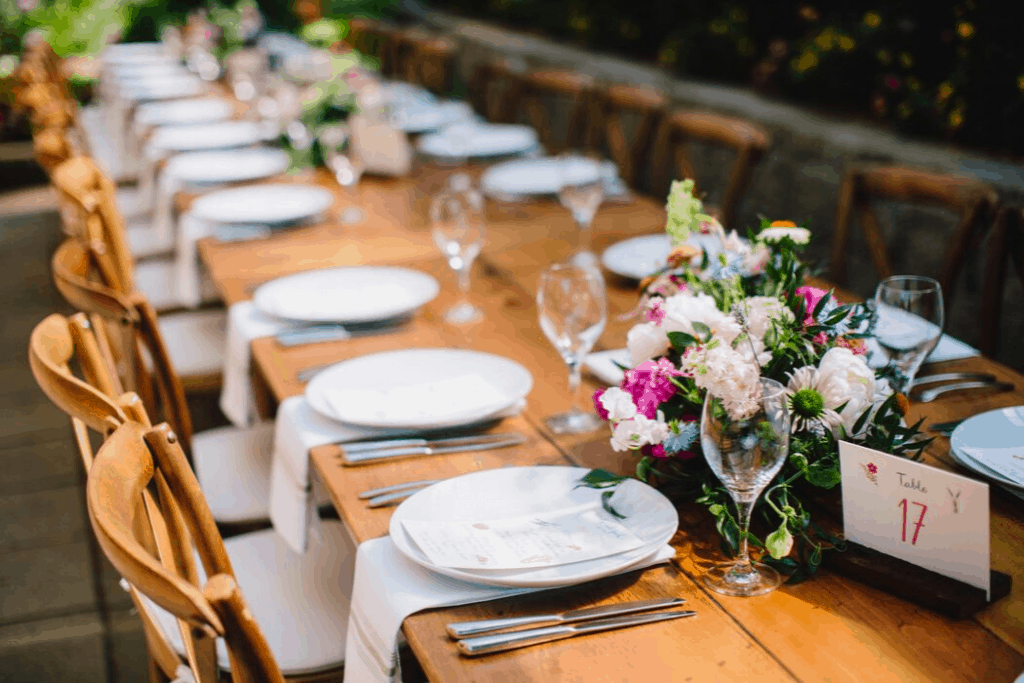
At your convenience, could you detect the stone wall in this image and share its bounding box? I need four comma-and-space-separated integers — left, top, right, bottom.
405, 3, 1024, 370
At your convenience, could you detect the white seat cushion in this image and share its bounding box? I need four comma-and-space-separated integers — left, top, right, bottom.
117, 187, 151, 219
79, 104, 128, 181
125, 217, 175, 259
157, 309, 226, 379
134, 257, 219, 311
145, 520, 355, 676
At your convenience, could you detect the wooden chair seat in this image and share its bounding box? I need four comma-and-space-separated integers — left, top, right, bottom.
829, 164, 999, 314
652, 109, 770, 228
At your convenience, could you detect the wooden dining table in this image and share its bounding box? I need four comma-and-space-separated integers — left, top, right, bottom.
194, 160, 1024, 682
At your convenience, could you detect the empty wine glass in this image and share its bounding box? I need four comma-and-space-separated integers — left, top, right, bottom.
537, 263, 608, 433
873, 275, 944, 393
557, 151, 605, 266
431, 176, 486, 324
701, 378, 791, 597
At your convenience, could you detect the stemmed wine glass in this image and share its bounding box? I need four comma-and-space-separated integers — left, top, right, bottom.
537, 262, 608, 433
873, 275, 944, 393
557, 151, 606, 267
701, 378, 791, 597
431, 175, 486, 324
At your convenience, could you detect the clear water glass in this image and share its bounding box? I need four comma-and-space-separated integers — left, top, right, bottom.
537, 263, 608, 433
557, 151, 605, 265
873, 275, 944, 393
431, 176, 486, 324
701, 378, 791, 597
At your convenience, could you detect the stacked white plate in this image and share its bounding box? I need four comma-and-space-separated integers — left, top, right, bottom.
390, 466, 679, 587
601, 232, 740, 281
119, 75, 204, 102
305, 348, 530, 430
135, 98, 235, 128
191, 184, 334, 225
166, 149, 290, 186
480, 156, 604, 198
417, 123, 538, 158
398, 101, 477, 133
148, 121, 264, 154
949, 407, 1024, 501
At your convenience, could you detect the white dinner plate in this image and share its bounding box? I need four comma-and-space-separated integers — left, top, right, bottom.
950, 407, 1024, 490
397, 101, 475, 133
305, 348, 533, 429
107, 62, 188, 81
165, 148, 289, 185
148, 121, 263, 153
135, 98, 234, 127
253, 266, 440, 324
480, 157, 603, 197
390, 466, 679, 587
191, 184, 334, 224
600, 232, 743, 281
102, 43, 171, 65
119, 75, 204, 101
417, 123, 538, 157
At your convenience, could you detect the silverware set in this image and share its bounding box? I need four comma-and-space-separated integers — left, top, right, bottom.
341, 432, 526, 467
910, 371, 1014, 404
444, 597, 696, 656
276, 316, 411, 348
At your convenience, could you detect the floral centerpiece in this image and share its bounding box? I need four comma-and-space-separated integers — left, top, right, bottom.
588, 179, 931, 581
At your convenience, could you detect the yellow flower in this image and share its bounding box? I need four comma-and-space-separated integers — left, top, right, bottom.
864, 11, 881, 28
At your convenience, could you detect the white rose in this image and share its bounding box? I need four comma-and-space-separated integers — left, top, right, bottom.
627, 322, 670, 366
663, 293, 742, 344
610, 419, 646, 452
599, 387, 638, 421
815, 347, 876, 433
739, 296, 793, 339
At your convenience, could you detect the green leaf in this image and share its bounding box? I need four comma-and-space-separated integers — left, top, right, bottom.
601, 490, 626, 519
812, 290, 833, 320
578, 469, 628, 489
805, 460, 842, 489
668, 331, 699, 352
765, 522, 794, 559
636, 457, 654, 483
691, 321, 712, 342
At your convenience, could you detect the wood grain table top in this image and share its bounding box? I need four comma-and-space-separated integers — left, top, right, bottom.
196, 162, 1024, 682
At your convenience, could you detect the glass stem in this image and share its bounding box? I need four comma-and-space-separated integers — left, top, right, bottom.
567, 358, 584, 414
456, 262, 472, 307
734, 500, 754, 570
577, 219, 593, 253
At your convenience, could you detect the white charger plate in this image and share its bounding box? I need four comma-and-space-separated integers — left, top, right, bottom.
120, 76, 204, 101
165, 148, 289, 185
149, 121, 263, 153
950, 407, 1024, 491
600, 232, 741, 280
480, 157, 602, 197
306, 348, 533, 429
107, 63, 187, 81
398, 101, 475, 133
253, 266, 439, 324
390, 466, 679, 587
191, 184, 334, 224
417, 124, 538, 157
135, 98, 234, 127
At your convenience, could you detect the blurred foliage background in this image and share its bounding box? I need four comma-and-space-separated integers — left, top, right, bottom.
431, 0, 1024, 158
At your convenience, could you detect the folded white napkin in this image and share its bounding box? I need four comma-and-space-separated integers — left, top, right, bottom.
269, 395, 529, 554
584, 349, 632, 387
220, 302, 293, 427
342, 537, 676, 683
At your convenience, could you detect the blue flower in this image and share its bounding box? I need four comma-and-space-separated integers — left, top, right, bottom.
663, 421, 699, 453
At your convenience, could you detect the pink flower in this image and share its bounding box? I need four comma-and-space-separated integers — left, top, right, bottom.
795, 285, 828, 326
867, 463, 878, 474
622, 359, 682, 419
643, 299, 666, 324
592, 389, 609, 421
650, 444, 667, 458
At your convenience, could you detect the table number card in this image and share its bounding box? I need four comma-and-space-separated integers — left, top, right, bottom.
839, 441, 991, 598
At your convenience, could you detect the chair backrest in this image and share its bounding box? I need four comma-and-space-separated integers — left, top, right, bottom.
402, 33, 456, 96
50, 156, 135, 293
500, 66, 595, 153
51, 238, 193, 454
980, 207, 1024, 356
829, 165, 999, 305
34, 125, 80, 174
652, 109, 769, 229
88, 419, 284, 683
589, 83, 667, 189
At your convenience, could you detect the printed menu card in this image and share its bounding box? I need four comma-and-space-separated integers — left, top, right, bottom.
839, 441, 991, 598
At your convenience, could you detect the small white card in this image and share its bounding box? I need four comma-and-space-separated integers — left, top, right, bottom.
839, 442, 990, 597
401, 505, 645, 570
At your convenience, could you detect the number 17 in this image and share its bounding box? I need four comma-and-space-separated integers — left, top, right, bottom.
898, 499, 927, 545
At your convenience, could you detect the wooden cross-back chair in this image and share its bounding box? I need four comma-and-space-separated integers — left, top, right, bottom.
466, 59, 511, 123
52, 237, 194, 455
980, 207, 1024, 357
500, 65, 596, 153
829, 165, 999, 310
29, 313, 285, 683
651, 109, 770, 229
401, 32, 456, 96
588, 83, 667, 189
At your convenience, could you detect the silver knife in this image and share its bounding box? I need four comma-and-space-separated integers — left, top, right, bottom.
342, 433, 523, 454
447, 597, 686, 639
358, 479, 441, 499
457, 609, 697, 656
340, 434, 527, 465
911, 372, 996, 388
366, 487, 433, 507
917, 381, 1014, 403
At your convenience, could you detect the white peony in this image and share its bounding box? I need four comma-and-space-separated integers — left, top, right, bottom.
599, 387, 638, 421
682, 343, 762, 421
610, 414, 671, 452
737, 296, 794, 340
627, 321, 671, 366
663, 293, 742, 345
